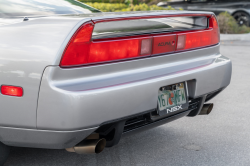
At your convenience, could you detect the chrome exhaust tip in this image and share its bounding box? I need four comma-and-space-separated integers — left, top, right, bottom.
66, 138, 106, 154
199, 103, 213, 115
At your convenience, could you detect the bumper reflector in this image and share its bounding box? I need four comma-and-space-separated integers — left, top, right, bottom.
1, 85, 23, 97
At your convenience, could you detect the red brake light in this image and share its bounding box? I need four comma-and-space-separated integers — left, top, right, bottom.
209, 15, 220, 45
60, 22, 94, 66
176, 30, 212, 50
60, 22, 152, 66
73, 23, 94, 43
88, 37, 152, 64
1, 85, 23, 97
176, 15, 219, 51
60, 15, 220, 67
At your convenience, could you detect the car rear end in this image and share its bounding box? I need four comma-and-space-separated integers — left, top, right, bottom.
35, 11, 231, 151
0, 11, 231, 153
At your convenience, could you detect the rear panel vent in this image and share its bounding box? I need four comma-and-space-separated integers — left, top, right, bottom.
123, 98, 203, 133
124, 115, 148, 133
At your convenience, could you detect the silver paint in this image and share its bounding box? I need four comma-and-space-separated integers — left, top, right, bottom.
0, 16, 89, 128
0, 11, 232, 148
37, 47, 232, 130
0, 126, 97, 149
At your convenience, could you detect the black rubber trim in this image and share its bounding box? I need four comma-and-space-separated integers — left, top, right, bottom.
187, 96, 206, 117
92, 27, 206, 40
97, 109, 155, 128
122, 109, 191, 137
205, 88, 225, 102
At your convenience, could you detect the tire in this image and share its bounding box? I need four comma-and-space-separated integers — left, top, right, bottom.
233, 11, 250, 27
0, 142, 10, 166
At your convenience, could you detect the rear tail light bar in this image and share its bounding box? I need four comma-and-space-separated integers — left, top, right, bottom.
60, 15, 219, 67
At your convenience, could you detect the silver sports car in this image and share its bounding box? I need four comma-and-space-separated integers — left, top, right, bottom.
0, 0, 232, 164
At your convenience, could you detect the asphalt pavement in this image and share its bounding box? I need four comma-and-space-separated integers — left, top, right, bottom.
4, 41, 250, 166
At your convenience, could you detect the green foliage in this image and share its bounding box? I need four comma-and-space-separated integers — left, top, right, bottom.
84, 2, 175, 12
128, 3, 150, 11
79, 0, 125, 3
126, 4, 175, 11
79, 0, 167, 4
84, 2, 127, 12
217, 12, 250, 34
150, 4, 175, 10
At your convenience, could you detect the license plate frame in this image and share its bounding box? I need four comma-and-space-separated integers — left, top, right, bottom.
157, 82, 189, 116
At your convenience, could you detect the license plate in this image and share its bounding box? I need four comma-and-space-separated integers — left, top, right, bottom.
157, 82, 187, 116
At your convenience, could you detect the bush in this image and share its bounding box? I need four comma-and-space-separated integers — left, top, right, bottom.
84, 2, 175, 12
84, 2, 128, 12
217, 12, 250, 34
150, 4, 175, 10
127, 4, 175, 11
79, 0, 166, 5
127, 3, 150, 11
79, 0, 125, 3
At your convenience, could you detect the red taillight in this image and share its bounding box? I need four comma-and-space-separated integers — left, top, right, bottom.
60, 15, 219, 67
60, 22, 94, 66
209, 15, 220, 45
176, 30, 213, 50
61, 32, 152, 66
1, 85, 23, 97
176, 15, 219, 51
88, 37, 152, 64
73, 23, 94, 43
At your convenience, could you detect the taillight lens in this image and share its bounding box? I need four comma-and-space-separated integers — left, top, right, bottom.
176, 15, 219, 51
60, 22, 152, 67
60, 22, 94, 66
209, 15, 220, 45
1, 85, 23, 97
176, 30, 213, 50
60, 15, 219, 67
88, 37, 152, 64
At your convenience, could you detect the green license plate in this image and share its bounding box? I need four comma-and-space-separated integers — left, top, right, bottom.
157, 82, 187, 116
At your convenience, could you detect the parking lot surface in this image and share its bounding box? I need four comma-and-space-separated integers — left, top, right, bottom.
4, 41, 250, 166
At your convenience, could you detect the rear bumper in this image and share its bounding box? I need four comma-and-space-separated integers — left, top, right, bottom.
37, 50, 232, 131
0, 108, 190, 149
0, 126, 97, 149
0, 45, 232, 149
0, 95, 214, 149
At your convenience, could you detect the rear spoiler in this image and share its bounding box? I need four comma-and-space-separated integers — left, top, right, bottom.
60, 12, 219, 67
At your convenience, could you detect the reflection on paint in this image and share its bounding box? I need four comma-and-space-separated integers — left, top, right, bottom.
0, 0, 99, 18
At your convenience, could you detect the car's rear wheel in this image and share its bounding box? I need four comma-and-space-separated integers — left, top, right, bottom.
0, 142, 10, 165
233, 11, 250, 26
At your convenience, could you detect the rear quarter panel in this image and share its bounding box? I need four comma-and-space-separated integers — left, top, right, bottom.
0, 17, 84, 128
